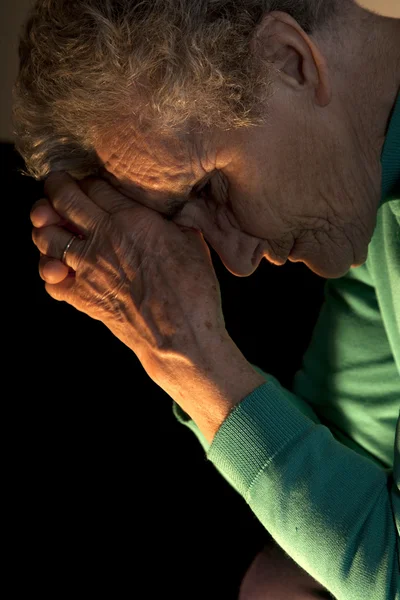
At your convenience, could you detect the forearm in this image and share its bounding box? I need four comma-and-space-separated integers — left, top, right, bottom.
172, 364, 399, 600
155, 333, 266, 443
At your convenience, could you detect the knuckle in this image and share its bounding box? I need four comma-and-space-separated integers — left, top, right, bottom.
90, 213, 110, 239
80, 177, 107, 196
33, 225, 59, 256
52, 181, 80, 212
44, 283, 63, 302
93, 212, 108, 230
42, 226, 58, 255
73, 241, 87, 269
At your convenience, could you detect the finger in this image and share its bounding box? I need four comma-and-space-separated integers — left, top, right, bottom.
39, 255, 70, 284
45, 274, 77, 303
32, 225, 86, 271
44, 172, 105, 234
31, 198, 65, 228
79, 177, 134, 214
30, 198, 87, 237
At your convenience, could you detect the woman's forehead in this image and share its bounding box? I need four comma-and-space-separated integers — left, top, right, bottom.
95, 127, 207, 193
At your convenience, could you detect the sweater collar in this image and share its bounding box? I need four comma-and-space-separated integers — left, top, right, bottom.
380, 91, 400, 206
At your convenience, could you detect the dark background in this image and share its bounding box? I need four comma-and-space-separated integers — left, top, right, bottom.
7, 141, 326, 599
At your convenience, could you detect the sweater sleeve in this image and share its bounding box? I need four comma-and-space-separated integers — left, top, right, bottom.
173, 267, 400, 600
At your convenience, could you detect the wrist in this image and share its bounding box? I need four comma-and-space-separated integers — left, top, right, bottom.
155, 333, 266, 442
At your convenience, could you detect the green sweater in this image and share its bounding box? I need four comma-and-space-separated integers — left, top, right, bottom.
174, 93, 400, 600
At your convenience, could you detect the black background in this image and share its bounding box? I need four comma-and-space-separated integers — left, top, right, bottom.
7, 141, 325, 599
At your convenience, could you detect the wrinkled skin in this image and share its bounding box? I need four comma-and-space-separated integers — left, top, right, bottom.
32, 173, 228, 383
33, 10, 399, 284
31, 9, 399, 408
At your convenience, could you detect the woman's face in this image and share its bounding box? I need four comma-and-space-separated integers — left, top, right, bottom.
96, 9, 390, 278
96, 11, 384, 280
97, 91, 380, 281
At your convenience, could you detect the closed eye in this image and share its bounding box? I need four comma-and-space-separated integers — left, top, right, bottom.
166, 178, 213, 220
196, 179, 212, 198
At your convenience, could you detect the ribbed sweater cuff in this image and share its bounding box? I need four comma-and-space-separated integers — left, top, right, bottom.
207, 380, 315, 498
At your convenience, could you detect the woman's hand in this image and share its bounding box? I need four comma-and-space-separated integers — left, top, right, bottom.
31, 172, 226, 377
31, 172, 265, 441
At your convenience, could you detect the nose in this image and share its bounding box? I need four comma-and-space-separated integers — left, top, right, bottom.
208, 236, 262, 277
174, 205, 262, 277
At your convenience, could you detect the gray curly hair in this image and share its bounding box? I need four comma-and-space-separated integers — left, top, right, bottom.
13, 0, 338, 180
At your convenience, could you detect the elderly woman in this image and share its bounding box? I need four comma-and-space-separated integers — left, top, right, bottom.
17, 1, 398, 598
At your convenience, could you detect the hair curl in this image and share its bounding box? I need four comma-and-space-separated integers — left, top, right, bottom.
13, 0, 338, 179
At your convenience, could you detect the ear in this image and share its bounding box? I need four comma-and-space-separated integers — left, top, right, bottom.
250, 11, 331, 107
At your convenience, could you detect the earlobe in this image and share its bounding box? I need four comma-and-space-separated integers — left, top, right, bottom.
251, 11, 332, 107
